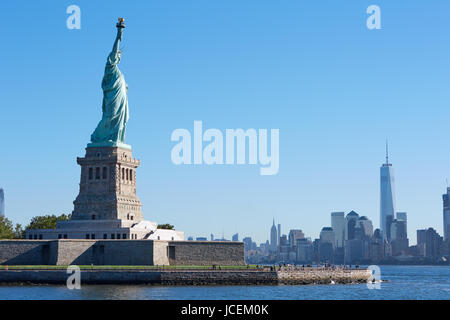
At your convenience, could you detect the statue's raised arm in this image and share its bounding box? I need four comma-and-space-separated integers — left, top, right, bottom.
112, 18, 125, 54
88, 18, 130, 149
106, 18, 125, 66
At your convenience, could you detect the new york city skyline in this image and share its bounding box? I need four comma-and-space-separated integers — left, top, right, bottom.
1, 1, 450, 245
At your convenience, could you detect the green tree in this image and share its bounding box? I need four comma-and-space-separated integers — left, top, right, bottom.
25, 214, 71, 230
14, 224, 25, 239
157, 223, 174, 230
0, 216, 15, 239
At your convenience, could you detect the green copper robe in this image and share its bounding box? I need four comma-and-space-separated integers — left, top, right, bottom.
90, 28, 129, 148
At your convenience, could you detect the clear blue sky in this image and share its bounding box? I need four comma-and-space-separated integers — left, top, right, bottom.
1, 1, 450, 245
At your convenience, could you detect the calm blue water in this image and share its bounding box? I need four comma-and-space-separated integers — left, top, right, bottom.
1, 266, 450, 300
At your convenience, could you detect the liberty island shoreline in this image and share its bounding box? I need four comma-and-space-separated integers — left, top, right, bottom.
0, 267, 371, 286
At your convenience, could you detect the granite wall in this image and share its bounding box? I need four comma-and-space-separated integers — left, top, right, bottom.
161, 270, 277, 285
0, 241, 51, 265
0, 240, 244, 266
167, 241, 245, 266
0, 269, 371, 285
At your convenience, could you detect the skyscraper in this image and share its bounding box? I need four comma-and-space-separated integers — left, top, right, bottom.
319, 227, 335, 263
288, 229, 305, 247
243, 237, 252, 250
319, 227, 335, 247
270, 219, 278, 252
331, 212, 345, 247
357, 216, 374, 238
345, 211, 359, 240
380, 142, 396, 241
277, 223, 281, 246
0, 188, 4, 218
396, 212, 407, 237
232, 233, 239, 242
417, 228, 443, 260
390, 218, 409, 255
442, 188, 450, 241
296, 238, 313, 264
390, 220, 406, 240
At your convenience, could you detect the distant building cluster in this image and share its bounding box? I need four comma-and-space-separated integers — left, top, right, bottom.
244, 212, 448, 265
243, 146, 450, 265
187, 233, 239, 242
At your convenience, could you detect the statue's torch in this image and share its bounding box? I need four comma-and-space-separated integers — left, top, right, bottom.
116, 17, 125, 29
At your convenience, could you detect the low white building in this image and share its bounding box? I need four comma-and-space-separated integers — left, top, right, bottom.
27, 219, 183, 241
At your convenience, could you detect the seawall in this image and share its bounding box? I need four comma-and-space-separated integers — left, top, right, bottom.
0, 240, 245, 266
0, 269, 371, 285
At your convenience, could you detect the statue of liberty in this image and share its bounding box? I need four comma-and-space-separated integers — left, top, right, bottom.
89, 18, 130, 149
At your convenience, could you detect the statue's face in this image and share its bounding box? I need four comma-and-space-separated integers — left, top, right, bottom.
117, 51, 122, 62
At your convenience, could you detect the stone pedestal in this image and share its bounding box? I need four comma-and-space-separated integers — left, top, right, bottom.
72, 146, 143, 222
26, 145, 184, 241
